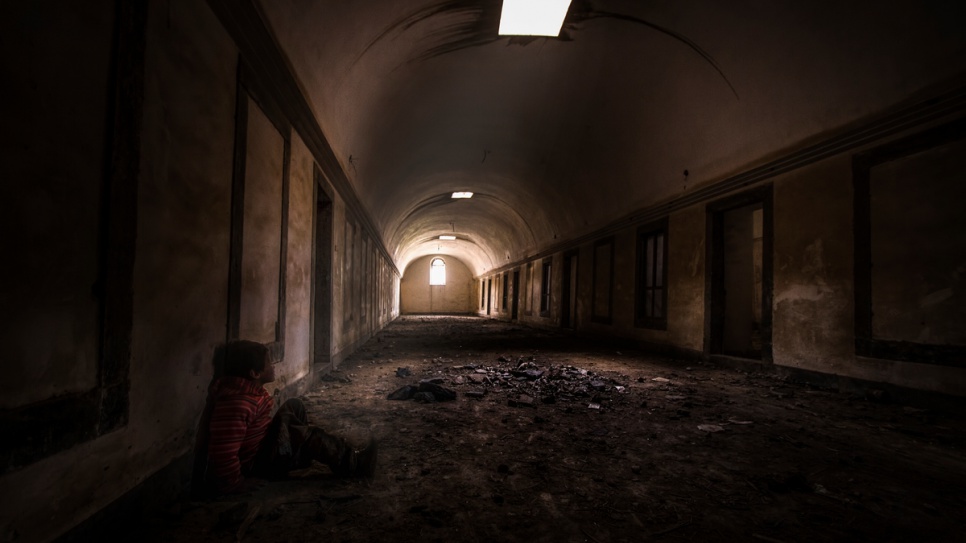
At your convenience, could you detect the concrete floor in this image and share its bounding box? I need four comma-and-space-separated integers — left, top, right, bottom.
130, 316, 966, 542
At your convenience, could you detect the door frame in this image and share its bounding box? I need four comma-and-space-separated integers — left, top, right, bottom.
561, 249, 579, 329
511, 269, 520, 320
704, 185, 774, 362
311, 168, 333, 370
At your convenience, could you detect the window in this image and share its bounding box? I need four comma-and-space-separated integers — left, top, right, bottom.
635, 220, 668, 329
430, 257, 446, 285
540, 258, 552, 316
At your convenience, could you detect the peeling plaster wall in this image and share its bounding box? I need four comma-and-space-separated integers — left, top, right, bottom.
867, 138, 966, 346
666, 208, 707, 352
507, 207, 705, 355
772, 157, 855, 375
490, 119, 966, 394
0, 1, 398, 540
0, 2, 237, 541
328, 199, 399, 369
268, 131, 313, 393
401, 255, 474, 314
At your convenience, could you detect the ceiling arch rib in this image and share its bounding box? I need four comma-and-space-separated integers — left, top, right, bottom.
259, 0, 966, 282
389, 191, 538, 277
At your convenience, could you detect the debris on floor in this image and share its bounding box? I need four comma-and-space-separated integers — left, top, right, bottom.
134, 316, 966, 543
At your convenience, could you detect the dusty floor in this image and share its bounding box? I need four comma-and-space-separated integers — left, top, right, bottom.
140, 316, 966, 542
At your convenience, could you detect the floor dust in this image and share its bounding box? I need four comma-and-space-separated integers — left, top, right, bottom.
138, 316, 966, 542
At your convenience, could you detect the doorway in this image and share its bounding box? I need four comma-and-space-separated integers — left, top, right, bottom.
486, 278, 492, 315
511, 270, 520, 320
312, 172, 333, 369
561, 250, 578, 329
707, 186, 772, 361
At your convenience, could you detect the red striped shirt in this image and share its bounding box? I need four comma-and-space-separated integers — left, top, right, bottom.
206, 376, 274, 493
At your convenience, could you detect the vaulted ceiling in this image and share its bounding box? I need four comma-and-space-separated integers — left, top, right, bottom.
258, 0, 966, 276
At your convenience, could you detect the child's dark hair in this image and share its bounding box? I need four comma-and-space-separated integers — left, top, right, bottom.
223, 340, 269, 378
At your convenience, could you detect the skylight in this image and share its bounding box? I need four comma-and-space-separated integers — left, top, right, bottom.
498, 0, 572, 37
439, 235, 456, 240
451, 191, 474, 199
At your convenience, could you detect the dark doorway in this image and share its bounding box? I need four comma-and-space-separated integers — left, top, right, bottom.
312, 171, 333, 369
561, 251, 578, 329
486, 278, 492, 316
502, 273, 508, 313
707, 186, 773, 361
511, 270, 520, 320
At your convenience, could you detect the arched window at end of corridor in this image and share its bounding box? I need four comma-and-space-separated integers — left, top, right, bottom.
429, 257, 446, 285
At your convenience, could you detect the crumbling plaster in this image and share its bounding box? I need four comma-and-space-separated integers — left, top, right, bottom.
772, 158, 855, 374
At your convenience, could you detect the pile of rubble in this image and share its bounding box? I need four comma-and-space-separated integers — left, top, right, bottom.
388, 355, 631, 408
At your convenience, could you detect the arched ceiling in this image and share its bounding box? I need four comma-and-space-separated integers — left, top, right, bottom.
259, 0, 966, 276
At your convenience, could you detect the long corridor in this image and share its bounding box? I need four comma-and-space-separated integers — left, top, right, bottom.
130, 316, 966, 543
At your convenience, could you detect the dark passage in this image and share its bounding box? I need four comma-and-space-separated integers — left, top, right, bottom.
129, 316, 966, 543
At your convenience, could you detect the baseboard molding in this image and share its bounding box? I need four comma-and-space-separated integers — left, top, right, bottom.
708, 355, 966, 415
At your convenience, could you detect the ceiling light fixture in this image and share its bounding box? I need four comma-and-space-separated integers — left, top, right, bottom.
498, 0, 572, 37
451, 191, 474, 199
439, 235, 456, 240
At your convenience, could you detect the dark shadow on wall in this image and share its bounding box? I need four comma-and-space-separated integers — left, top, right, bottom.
189, 344, 227, 498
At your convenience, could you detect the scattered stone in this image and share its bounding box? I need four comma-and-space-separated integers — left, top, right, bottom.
698, 424, 724, 433
468, 374, 486, 384
418, 382, 457, 401
321, 372, 352, 383
512, 368, 545, 380
387, 385, 418, 400
508, 395, 535, 408
413, 391, 436, 403
452, 376, 465, 385
652, 377, 671, 383
464, 390, 485, 399
395, 367, 412, 378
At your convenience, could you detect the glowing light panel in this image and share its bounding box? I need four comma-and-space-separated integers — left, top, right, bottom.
439, 235, 457, 240
498, 0, 572, 37
451, 191, 474, 199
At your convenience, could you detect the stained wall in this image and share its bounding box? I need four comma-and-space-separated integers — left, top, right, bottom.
0, 1, 398, 541
400, 255, 475, 314
480, 109, 966, 397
